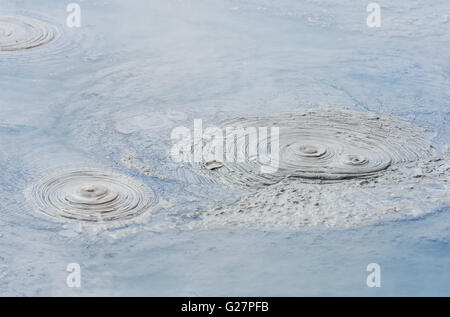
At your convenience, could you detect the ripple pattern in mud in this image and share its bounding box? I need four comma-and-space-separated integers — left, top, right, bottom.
26, 170, 155, 222
0, 16, 57, 51
202, 109, 434, 186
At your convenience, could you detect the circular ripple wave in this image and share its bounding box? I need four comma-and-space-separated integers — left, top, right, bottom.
26, 170, 155, 222
202, 109, 434, 186
0, 15, 58, 51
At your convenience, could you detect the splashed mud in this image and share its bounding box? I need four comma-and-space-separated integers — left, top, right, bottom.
25, 169, 155, 222
0, 16, 58, 51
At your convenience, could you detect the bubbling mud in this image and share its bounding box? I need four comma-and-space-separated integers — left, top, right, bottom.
202, 109, 434, 186
0, 16, 57, 51
25, 170, 155, 222
184, 109, 449, 230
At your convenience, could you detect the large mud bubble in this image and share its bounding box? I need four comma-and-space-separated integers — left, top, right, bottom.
25, 170, 156, 222
200, 109, 435, 186
191, 109, 449, 229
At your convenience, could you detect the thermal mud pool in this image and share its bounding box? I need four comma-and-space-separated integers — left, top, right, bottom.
0, 0, 449, 296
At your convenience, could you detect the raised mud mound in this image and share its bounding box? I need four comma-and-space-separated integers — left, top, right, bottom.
202, 109, 434, 186
25, 170, 155, 222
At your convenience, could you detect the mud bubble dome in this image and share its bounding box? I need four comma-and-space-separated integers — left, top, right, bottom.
25, 170, 155, 222
202, 109, 434, 187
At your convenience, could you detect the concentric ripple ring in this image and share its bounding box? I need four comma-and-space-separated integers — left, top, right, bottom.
0, 15, 57, 51
202, 109, 434, 186
26, 170, 155, 222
